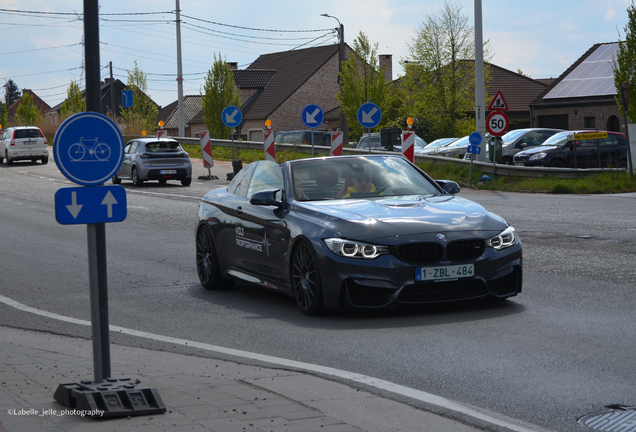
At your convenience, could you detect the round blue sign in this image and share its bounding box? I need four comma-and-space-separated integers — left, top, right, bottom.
222, 106, 242, 128
53, 112, 125, 186
357, 102, 382, 128
301, 103, 324, 129
469, 131, 482, 146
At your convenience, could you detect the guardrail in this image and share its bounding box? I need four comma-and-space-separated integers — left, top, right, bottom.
172, 136, 624, 179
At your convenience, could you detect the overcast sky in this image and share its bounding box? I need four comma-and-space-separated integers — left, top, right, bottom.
0, 0, 631, 109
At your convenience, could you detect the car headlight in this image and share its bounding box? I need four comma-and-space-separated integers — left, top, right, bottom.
323, 238, 389, 259
529, 152, 547, 161
486, 226, 517, 250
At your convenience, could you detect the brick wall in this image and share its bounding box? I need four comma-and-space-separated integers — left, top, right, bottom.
533, 103, 623, 132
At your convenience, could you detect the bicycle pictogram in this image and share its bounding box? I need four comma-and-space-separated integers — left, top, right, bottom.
68, 137, 111, 161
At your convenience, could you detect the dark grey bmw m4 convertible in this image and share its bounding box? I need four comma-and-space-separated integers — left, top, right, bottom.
196, 155, 522, 315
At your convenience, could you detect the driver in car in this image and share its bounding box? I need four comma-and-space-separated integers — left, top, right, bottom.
337, 166, 377, 199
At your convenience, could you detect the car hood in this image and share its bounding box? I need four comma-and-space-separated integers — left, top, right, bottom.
295, 195, 507, 240
517, 145, 558, 156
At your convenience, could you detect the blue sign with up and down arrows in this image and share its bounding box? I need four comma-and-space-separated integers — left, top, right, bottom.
55, 186, 127, 225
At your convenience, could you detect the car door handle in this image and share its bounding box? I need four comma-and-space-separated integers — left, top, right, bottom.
235, 206, 243, 215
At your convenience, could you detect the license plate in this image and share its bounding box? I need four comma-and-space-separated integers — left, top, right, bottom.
514, 162, 525, 166
24, 140, 36, 145
160, 170, 177, 175
416, 264, 474, 281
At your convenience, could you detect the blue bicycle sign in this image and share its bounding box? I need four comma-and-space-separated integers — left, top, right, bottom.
54, 112, 124, 186
68, 137, 112, 161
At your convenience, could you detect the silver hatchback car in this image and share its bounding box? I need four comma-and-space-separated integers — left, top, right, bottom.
112, 138, 192, 186
1, 126, 49, 165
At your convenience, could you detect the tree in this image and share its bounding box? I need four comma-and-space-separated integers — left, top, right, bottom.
337, 32, 399, 139
612, 1, 636, 122
400, 1, 490, 140
0, 103, 9, 129
60, 81, 86, 120
14, 93, 42, 125
5, 79, 21, 106
122, 61, 158, 132
201, 53, 240, 139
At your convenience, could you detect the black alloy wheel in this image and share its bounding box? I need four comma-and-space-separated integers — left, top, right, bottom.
196, 225, 234, 290
132, 167, 143, 186
291, 241, 324, 316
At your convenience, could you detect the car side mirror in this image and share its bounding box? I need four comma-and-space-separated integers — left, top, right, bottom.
520, 142, 527, 148
435, 180, 461, 194
250, 189, 283, 207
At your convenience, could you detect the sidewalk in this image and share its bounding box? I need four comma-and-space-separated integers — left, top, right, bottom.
0, 326, 484, 432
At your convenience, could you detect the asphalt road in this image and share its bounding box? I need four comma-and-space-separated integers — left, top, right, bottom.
1, 159, 635, 432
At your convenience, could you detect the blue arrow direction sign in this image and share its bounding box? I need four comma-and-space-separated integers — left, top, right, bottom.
221, 106, 242, 128
301, 103, 324, 129
54, 112, 125, 186
357, 102, 382, 128
55, 185, 127, 225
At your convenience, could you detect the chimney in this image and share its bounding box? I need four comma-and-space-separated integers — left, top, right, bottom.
379, 54, 392, 84
226, 62, 238, 70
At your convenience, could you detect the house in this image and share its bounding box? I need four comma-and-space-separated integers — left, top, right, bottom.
187, 44, 395, 141
529, 42, 622, 132
8, 89, 50, 124
156, 95, 205, 138
45, 78, 158, 125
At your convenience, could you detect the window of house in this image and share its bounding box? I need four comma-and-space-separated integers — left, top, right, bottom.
584, 117, 596, 129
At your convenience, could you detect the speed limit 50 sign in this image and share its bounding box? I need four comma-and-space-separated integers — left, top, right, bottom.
486, 111, 509, 137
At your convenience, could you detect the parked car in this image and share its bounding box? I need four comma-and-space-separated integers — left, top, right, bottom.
274, 130, 332, 147
357, 132, 427, 152
513, 130, 628, 168
112, 138, 192, 186
1, 126, 49, 165
417, 138, 458, 155
434, 136, 470, 158
494, 128, 564, 164
195, 155, 522, 315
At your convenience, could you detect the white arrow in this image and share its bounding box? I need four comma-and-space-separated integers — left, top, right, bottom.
66, 192, 83, 219
362, 107, 378, 124
225, 109, 239, 124
101, 190, 118, 218
305, 107, 321, 125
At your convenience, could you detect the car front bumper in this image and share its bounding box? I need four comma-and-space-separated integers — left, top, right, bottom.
314, 239, 523, 309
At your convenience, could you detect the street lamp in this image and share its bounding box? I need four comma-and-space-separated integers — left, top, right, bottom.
320, 13, 348, 146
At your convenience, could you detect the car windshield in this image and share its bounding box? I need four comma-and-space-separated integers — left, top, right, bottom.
289, 156, 441, 201
541, 132, 569, 147
145, 141, 182, 152
501, 129, 528, 145
444, 136, 469, 149
15, 129, 42, 139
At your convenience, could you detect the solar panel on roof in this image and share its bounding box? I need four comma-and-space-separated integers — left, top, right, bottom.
543, 43, 619, 99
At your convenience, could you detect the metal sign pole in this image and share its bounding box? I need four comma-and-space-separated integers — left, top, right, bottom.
621, 82, 634, 179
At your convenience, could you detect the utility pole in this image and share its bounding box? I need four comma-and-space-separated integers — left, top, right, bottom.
175, 0, 185, 137
321, 13, 348, 146
109, 62, 115, 115
474, 0, 486, 162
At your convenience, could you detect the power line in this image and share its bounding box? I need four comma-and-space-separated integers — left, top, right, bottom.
0, 43, 82, 56
180, 14, 332, 33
